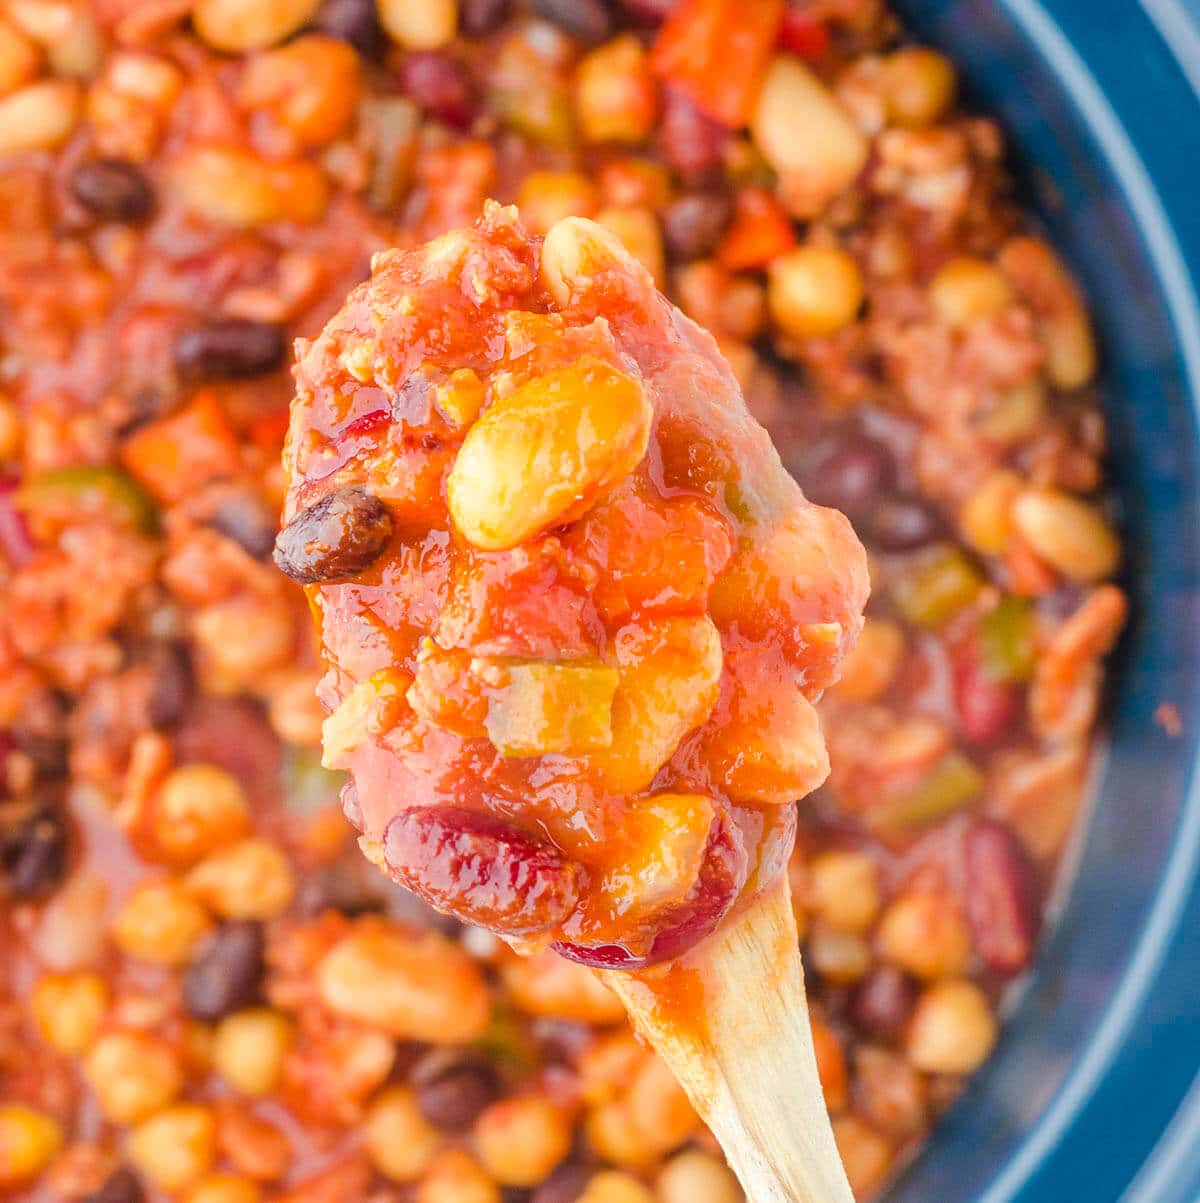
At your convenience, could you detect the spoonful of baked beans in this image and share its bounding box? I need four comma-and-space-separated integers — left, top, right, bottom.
276, 203, 869, 1203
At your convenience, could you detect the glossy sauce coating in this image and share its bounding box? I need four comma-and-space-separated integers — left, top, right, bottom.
282, 205, 869, 964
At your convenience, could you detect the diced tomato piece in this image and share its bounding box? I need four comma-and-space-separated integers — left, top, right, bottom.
778, 8, 830, 58
650, 0, 785, 127
565, 490, 734, 624
120, 390, 242, 504
716, 186, 797, 271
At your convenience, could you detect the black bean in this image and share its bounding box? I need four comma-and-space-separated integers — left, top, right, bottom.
460, 0, 512, 35
662, 190, 734, 262
807, 437, 897, 521
144, 643, 194, 730
273, 486, 394, 584
0, 803, 69, 899
83, 1168, 146, 1203
69, 159, 156, 224
398, 52, 477, 129
208, 491, 279, 561
412, 1048, 501, 1129
311, 0, 386, 57
297, 858, 386, 918
530, 1164, 593, 1203
11, 689, 70, 780
175, 319, 286, 381
531, 0, 613, 43
851, 966, 918, 1042
866, 495, 943, 552
183, 920, 265, 1021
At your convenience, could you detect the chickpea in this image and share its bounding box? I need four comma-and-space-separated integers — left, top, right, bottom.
186, 1174, 261, 1203
186, 838, 296, 920
876, 891, 971, 981
960, 469, 1023, 555
516, 171, 599, 237
150, 764, 250, 866
832, 619, 905, 703
84, 1030, 184, 1124
768, 246, 864, 340
805, 923, 872, 984
127, 1104, 218, 1193
579, 1171, 655, 1203
658, 1152, 741, 1203
586, 1101, 656, 1169
168, 147, 330, 229
811, 1017, 849, 1113
237, 35, 361, 148
928, 256, 1013, 327
365, 1087, 443, 1182
192, 594, 295, 691
0, 78, 80, 155
596, 206, 665, 287
474, 1095, 571, 1187
416, 1150, 500, 1203
0, 1105, 63, 1186
500, 951, 625, 1024
0, 19, 39, 98
213, 1010, 292, 1096
32, 972, 108, 1054
831, 1115, 892, 1196
575, 35, 657, 145
906, 980, 999, 1074
317, 920, 490, 1043
113, 879, 213, 965
625, 1056, 698, 1152
192, 0, 320, 52
881, 47, 958, 128
378, 0, 457, 49
807, 851, 881, 934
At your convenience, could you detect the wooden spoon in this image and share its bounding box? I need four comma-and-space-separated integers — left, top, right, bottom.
603, 877, 854, 1203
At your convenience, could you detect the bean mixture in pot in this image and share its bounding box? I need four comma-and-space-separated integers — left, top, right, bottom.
0, 1, 1126, 1201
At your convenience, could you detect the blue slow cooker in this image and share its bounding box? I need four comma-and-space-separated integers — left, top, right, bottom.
881, 1, 1200, 1199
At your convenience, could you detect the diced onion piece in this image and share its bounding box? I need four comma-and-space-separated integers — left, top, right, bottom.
322, 668, 412, 768
486, 662, 619, 758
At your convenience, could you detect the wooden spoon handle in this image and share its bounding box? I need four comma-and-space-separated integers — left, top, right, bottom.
604, 878, 854, 1203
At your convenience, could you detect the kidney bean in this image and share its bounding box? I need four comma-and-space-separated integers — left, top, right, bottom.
964, 818, 1042, 975
398, 52, 477, 129
866, 495, 943, 551
851, 966, 919, 1042
662, 190, 734, 262
208, 491, 278, 561
530, 1163, 593, 1203
412, 1047, 501, 1129
658, 85, 728, 180
382, 806, 580, 935
175, 318, 286, 381
69, 159, 157, 224
312, 0, 386, 57
460, 0, 512, 35
1, 802, 70, 899
531, 0, 613, 43
83, 1168, 145, 1203
808, 436, 897, 521
273, 486, 394, 584
182, 920, 265, 1020
953, 640, 1019, 745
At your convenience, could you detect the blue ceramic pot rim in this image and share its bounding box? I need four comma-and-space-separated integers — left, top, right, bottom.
986, 6, 1200, 1193
883, 0, 1200, 1199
